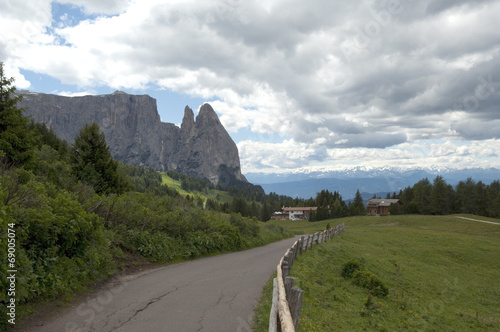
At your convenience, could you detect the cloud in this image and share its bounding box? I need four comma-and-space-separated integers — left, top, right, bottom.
451, 119, 500, 140
55, 89, 97, 97
2, 0, 500, 173
3, 64, 31, 89
57, 0, 132, 15
239, 138, 500, 173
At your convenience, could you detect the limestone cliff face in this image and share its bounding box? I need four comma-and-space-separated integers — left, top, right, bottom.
19, 91, 246, 185
175, 104, 244, 184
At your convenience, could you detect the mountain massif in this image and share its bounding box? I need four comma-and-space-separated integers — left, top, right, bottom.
19, 90, 246, 185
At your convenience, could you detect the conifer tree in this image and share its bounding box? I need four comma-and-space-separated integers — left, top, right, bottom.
71, 122, 129, 195
351, 189, 366, 215
0, 62, 35, 166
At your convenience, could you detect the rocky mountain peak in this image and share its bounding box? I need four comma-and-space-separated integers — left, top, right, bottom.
181, 106, 195, 133
19, 91, 246, 186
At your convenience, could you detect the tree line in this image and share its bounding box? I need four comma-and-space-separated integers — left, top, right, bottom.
306, 176, 500, 220
308, 189, 366, 221
392, 176, 500, 218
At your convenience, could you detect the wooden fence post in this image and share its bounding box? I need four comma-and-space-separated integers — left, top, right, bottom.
284, 277, 303, 332
289, 287, 303, 331
282, 260, 290, 280
269, 278, 279, 332
285, 276, 295, 303
276, 260, 295, 332
286, 251, 294, 269
293, 241, 299, 260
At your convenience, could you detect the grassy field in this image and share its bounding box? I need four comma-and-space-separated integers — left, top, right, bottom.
160, 172, 234, 203
254, 215, 500, 331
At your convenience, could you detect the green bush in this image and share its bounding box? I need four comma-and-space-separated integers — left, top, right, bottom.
341, 258, 388, 297
125, 230, 177, 262
0, 170, 115, 304
341, 258, 363, 278
352, 270, 389, 297
229, 213, 259, 238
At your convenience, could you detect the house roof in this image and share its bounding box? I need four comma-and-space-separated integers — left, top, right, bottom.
366, 199, 400, 207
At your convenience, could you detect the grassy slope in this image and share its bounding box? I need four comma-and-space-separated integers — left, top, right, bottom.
160, 173, 234, 203
254, 215, 500, 331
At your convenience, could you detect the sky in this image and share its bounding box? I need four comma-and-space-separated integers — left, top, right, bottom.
1, 0, 500, 176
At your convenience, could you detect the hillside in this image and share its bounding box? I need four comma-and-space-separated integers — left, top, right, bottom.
160, 172, 234, 204
0, 74, 295, 329
254, 215, 500, 331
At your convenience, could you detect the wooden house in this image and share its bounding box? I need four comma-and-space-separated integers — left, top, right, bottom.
366, 199, 401, 216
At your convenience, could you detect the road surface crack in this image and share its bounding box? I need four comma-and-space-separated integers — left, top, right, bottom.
196, 291, 224, 332
109, 286, 180, 331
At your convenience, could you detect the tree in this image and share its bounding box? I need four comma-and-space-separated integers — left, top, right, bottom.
260, 202, 272, 221
456, 178, 476, 214
230, 196, 249, 216
412, 178, 432, 214
71, 122, 129, 195
350, 189, 366, 215
0, 62, 35, 166
430, 176, 454, 215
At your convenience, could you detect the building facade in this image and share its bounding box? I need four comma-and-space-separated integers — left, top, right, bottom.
366, 199, 401, 216
272, 207, 318, 220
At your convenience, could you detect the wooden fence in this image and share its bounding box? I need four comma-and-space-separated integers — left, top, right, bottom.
269, 223, 345, 332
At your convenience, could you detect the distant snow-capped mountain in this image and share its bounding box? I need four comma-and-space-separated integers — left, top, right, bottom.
245, 166, 500, 199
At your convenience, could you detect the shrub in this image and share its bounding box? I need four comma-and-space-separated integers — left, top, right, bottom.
229, 213, 259, 238
352, 270, 389, 297
341, 258, 363, 278
341, 258, 388, 297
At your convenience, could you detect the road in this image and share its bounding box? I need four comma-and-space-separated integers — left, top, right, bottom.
18, 237, 298, 332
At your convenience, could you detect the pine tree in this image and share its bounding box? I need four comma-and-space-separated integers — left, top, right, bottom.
71, 122, 129, 195
430, 176, 454, 215
351, 189, 366, 215
261, 202, 272, 221
0, 62, 35, 166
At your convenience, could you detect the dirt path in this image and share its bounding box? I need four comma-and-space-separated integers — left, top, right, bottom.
13, 237, 297, 332
455, 216, 500, 226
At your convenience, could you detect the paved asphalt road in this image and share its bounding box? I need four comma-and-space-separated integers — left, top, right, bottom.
19, 237, 298, 332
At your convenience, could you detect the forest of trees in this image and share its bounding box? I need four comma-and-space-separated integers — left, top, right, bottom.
308, 189, 366, 221
390, 176, 500, 218
305, 176, 500, 221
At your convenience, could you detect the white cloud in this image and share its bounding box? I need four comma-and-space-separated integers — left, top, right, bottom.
239, 138, 500, 174
3, 63, 31, 89
57, 0, 132, 15
2, 0, 500, 173
55, 89, 96, 96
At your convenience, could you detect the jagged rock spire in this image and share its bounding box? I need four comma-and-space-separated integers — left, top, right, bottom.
19, 91, 247, 185
181, 106, 195, 137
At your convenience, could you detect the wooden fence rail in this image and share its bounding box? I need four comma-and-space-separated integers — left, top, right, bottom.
269, 223, 345, 332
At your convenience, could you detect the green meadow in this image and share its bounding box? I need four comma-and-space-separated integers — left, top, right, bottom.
161, 172, 234, 203
254, 215, 500, 331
